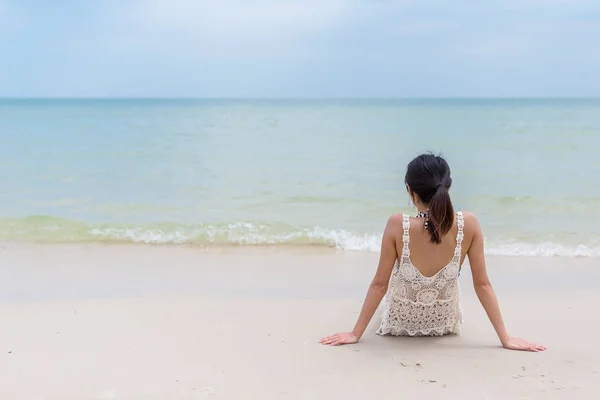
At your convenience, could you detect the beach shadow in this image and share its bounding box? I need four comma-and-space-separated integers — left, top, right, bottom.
373, 334, 500, 351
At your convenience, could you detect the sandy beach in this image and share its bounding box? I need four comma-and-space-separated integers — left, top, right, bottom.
0, 244, 598, 399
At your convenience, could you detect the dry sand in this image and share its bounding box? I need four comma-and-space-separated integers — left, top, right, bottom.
0, 244, 598, 399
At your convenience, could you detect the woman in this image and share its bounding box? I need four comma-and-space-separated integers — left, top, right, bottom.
320, 154, 545, 352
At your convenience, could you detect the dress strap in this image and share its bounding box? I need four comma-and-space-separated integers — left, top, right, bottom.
454, 211, 465, 257
401, 214, 411, 260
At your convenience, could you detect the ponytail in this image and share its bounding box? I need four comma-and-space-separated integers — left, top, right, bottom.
427, 184, 454, 244
405, 153, 455, 244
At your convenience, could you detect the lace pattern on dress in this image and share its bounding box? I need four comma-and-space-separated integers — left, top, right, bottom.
376, 212, 464, 337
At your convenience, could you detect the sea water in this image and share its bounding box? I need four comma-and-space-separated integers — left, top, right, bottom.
1, 98, 599, 256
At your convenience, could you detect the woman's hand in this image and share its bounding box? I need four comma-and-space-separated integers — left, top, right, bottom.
502, 337, 546, 352
319, 332, 359, 346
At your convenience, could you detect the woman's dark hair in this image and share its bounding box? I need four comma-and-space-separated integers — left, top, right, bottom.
405, 153, 454, 244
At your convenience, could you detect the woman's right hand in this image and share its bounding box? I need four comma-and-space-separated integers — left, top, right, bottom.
319, 332, 359, 346
502, 337, 546, 352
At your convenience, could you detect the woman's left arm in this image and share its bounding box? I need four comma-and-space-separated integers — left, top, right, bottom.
466, 212, 546, 352
320, 215, 400, 346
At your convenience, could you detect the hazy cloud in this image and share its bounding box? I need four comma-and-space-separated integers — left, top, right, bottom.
1, 0, 599, 97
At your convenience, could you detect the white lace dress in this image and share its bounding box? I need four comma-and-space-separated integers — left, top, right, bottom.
376, 212, 464, 337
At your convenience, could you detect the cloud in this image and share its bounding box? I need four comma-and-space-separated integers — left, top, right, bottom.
129, 0, 349, 30
106, 0, 464, 62
500, 0, 599, 9
1, 0, 599, 97
116, 0, 352, 53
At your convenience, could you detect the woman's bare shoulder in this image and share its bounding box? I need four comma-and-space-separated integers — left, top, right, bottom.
461, 210, 477, 221
460, 211, 482, 232
387, 213, 405, 226
383, 214, 405, 241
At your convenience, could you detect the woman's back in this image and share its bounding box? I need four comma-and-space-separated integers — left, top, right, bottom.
376, 212, 465, 337
398, 213, 468, 278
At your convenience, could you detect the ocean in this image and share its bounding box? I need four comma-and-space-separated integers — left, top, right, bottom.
1, 98, 599, 257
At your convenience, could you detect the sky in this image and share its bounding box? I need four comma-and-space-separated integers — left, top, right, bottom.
1, 0, 599, 98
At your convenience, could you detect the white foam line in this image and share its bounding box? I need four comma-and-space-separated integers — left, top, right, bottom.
87, 223, 600, 257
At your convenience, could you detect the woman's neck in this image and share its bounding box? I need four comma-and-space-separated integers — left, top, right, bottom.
415, 204, 429, 214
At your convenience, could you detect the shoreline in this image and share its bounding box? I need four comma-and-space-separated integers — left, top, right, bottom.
1, 244, 599, 399
1, 243, 599, 302
1, 238, 599, 258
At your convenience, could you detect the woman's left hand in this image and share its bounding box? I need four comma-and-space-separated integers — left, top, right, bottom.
502, 337, 546, 352
319, 332, 359, 346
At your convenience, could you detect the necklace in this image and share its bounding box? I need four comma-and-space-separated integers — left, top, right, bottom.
416, 209, 430, 230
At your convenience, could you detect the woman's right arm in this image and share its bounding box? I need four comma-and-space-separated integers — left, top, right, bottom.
319, 214, 400, 346
465, 212, 546, 352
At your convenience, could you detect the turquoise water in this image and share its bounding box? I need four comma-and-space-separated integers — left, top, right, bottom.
1, 99, 599, 256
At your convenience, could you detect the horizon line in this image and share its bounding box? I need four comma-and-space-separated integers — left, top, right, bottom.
1, 96, 599, 101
